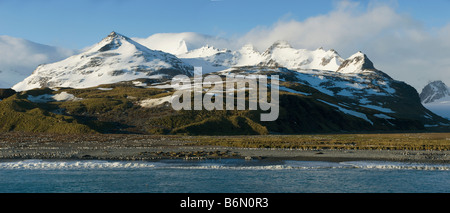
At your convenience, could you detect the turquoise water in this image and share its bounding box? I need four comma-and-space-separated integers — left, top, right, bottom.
0, 159, 449, 193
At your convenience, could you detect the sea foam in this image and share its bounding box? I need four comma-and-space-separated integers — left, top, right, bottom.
340, 161, 450, 171
0, 160, 157, 170
0, 159, 449, 171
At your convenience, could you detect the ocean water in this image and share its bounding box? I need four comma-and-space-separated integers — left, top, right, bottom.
0, 159, 449, 193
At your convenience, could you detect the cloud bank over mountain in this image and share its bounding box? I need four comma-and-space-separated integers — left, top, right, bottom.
234, 1, 450, 90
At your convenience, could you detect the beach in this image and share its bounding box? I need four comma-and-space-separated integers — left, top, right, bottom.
1, 132, 449, 163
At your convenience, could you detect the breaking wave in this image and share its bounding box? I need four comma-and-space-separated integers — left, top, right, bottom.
0, 160, 157, 170
340, 161, 450, 171
0, 159, 449, 171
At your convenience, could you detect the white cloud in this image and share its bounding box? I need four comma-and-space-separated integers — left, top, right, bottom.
0, 35, 76, 88
239, 1, 409, 51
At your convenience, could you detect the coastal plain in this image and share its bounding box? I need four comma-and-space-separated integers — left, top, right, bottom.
0, 132, 449, 163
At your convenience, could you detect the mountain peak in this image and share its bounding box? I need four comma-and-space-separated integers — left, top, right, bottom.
269, 40, 292, 49
93, 31, 133, 52
109, 31, 117, 37
420, 80, 450, 104
336, 51, 376, 73
262, 40, 293, 57
104, 31, 128, 41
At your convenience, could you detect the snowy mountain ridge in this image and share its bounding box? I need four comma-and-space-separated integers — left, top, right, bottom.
133, 33, 353, 73
87, 32, 372, 75
10, 31, 412, 100
8, 31, 420, 98
12, 32, 193, 91
171, 40, 345, 74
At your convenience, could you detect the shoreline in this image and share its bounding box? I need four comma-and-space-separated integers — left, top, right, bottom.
1, 149, 449, 164
1, 133, 449, 163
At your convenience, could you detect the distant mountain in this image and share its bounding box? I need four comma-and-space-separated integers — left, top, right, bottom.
0, 35, 75, 88
12, 32, 193, 91
420, 81, 450, 104
420, 81, 450, 120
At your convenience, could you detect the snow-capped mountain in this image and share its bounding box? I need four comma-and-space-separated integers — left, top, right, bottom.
12, 32, 193, 91
420, 81, 450, 119
0, 35, 76, 88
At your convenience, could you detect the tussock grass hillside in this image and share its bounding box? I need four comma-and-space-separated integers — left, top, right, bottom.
0, 77, 447, 135
0, 94, 95, 133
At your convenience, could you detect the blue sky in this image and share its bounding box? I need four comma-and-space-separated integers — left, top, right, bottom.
1, 0, 450, 49
1, 0, 450, 89
0, 0, 334, 48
